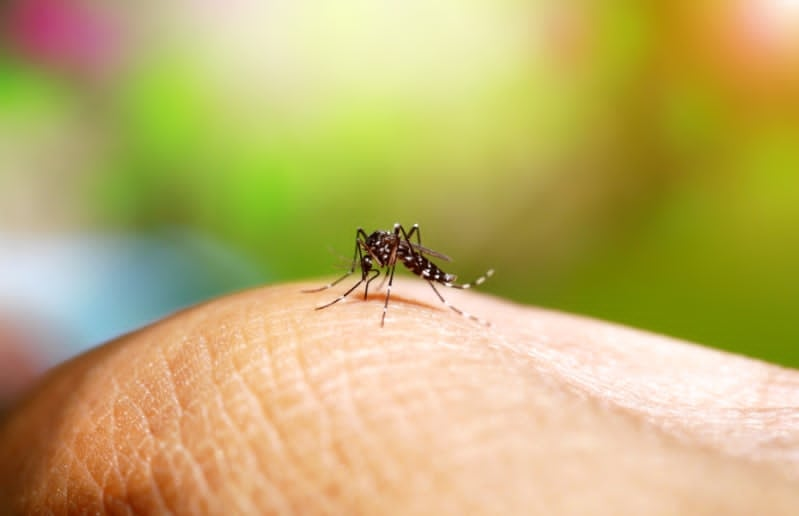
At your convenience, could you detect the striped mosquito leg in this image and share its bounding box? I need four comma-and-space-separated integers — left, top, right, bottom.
363, 268, 380, 300
302, 227, 368, 293
315, 268, 380, 310
381, 264, 398, 327
314, 277, 366, 309
444, 268, 495, 289
427, 281, 491, 327
301, 270, 354, 293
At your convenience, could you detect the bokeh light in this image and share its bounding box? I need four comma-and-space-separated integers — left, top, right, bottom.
1, 0, 798, 391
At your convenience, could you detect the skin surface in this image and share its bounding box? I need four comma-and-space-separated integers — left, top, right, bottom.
1, 281, 799, 514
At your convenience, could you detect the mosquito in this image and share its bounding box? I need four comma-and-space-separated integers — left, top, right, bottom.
303, 223, 494, 327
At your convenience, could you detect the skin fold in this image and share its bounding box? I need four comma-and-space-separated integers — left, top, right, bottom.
1, 281, 798, 514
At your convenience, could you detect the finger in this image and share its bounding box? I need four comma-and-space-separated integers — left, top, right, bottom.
1, 281, 798, 515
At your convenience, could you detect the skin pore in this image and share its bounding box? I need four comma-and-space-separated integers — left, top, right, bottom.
1, 281, 798, 514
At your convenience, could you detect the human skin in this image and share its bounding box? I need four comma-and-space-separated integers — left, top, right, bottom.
1, 281, 799, 514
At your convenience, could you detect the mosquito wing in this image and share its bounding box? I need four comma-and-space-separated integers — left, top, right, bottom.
410, 242, 452, 262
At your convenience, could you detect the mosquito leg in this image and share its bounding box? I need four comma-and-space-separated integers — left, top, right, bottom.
427, 280, 491, 326
363, 269, 380, 300
302, 270, 355, 293
401, 223, 422, 246
396, 223, 424, 256
315, 277, 366, 310
381, 263, 398, 327
443, 269, 495, 289
374, 270, 390, 292
302, 228, 366, 293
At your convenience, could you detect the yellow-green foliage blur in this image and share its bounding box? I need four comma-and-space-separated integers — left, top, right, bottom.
2, 1, 798, 365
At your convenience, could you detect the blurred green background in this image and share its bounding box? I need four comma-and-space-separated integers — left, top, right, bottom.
1, 0, 798, 367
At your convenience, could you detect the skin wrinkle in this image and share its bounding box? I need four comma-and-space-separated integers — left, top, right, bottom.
230, 307, 344, 513
292, 354, 358, 512
285, 380, 360, 514
403, 388, 474, 490
60, 394, 90, 508
170, 346, 217, 510
63, 434, 103, 508
235, 362, 290, 475
462, 288, 799, 437
337, 333, 521, 512
377, 372, 428, 456
109, 345, 174, 513
345, 338, 445, 490
126, 374, 172, 515
206, 328, 267, 515
324, 345, 382, 502
191, 401, 222, 512
150, 443, 180, 514
290, 366, 368, 513
67, 367, 135, 510
315, 363, 378, 493
260, 344, 332, 512
153, 347, 193, 510
137, 376, 174, 514
187, 341, 252, 514
93, 407, 116, 501
228, 377, 291, 515
107, 381, 128, 506
293, 331, 336, 470
326, 338, 396, 492
329, 371, 385, 487
256, 321, 318, 511
351, 362, 421, 493
496, 302, 799, 477
3, 282, 799, 514
132, 417, 171, 513
207, 396, 243, 514
140, 336, 205, 512
277, 317, 435, 509
94, 409, 121, 508
331, 362, 414, 506
0, 343, 109, 509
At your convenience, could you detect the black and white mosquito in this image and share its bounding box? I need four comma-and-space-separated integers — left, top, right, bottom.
303, 223, 494, 327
